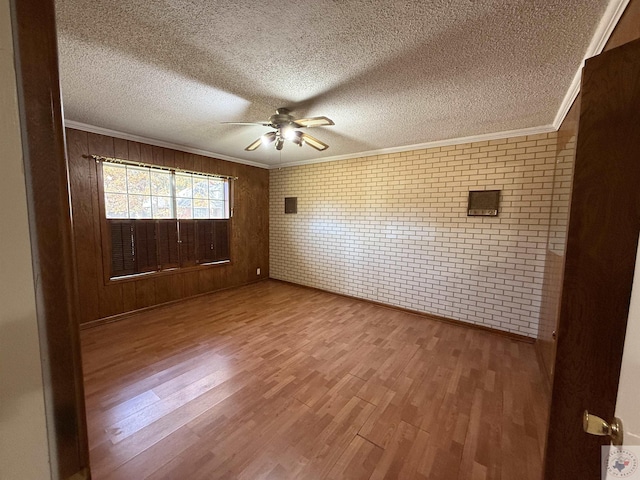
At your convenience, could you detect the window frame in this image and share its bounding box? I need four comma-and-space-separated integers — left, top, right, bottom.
94, 155, 235, 284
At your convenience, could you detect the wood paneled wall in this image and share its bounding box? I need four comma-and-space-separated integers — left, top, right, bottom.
66, 128, 269, 325
537, 100, 579, 388
604, 0, 640, 52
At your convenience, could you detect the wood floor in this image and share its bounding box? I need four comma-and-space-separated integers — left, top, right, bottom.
80, 280, 549, 479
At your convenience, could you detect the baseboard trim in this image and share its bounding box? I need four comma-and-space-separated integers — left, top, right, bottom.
81, 277, 535, 344
270, 278, 535, 344
79, 278, 268, 330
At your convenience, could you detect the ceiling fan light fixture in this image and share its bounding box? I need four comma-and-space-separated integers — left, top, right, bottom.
235, 108, 334, 152
291, 130, 304, 147
261, 132, 276, 145
283, 127, 296, 141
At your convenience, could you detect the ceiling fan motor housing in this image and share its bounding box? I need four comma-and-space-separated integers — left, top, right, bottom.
270, 108, 298, 129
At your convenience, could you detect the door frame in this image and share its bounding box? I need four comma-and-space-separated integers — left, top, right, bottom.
10, 0, 90, 477
544, 37, 640, 479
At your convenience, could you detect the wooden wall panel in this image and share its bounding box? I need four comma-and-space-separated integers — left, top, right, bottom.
183, 152, 195, 171
174, 151, 184, 169
67, 128, 269, 324
141, 143, 153, 163
152, 146, 163, 166
113, 137, 128, 159
87, 133, 125, 318
122, 284, 138, 313
197, 268, 214, 295
163, 149, 175, 168
128, 140, 141, 162
135, 279, 156, 310
536, 99, 579, 390
604, 0, 640, 52
182, 271, 200, 298
154, 275, 182, 304
192, 154, 202, 172
67, 129, 100, 322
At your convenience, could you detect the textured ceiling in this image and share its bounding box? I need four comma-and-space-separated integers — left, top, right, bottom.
56, 0, 613, 168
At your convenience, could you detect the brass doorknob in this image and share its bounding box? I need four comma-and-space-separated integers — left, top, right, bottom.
583, 410, 623, 446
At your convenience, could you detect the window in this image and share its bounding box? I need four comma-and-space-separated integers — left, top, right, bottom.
97, 158, 233, 279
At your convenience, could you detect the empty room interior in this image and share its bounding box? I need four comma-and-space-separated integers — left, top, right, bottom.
3, 0, 640, 479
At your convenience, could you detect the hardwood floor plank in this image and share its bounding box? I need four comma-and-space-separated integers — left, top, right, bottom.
326, 434, 383, 479
368, 420, 420, 480
86, 389, 161, 446
81, 280, 548, 479
102, 425, 201, 480
88, 370, 256, 477
106, 368, 233, 444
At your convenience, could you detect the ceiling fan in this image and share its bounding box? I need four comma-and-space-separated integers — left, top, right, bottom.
223, 108, 334, 152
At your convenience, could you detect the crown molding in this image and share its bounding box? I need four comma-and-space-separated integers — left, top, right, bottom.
553, 0, 630, 128
65, 120, 554, 171
63, 120, 271, 169
271, 124, 557, 169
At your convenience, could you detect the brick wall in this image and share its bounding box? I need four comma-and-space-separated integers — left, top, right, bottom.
270, 133, 563, 337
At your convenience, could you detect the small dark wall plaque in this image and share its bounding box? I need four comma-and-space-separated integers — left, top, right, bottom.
468, 190, 500, 216
285, 197, 297, 214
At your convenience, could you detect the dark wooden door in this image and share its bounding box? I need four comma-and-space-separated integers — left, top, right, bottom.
544, 38, 640, 479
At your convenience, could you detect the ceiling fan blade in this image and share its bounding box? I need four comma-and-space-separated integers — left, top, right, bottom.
222, 122, 271, 127
301, 133, 329, 151
245, 137, 263, 151
245, 131, 277, 151
294, 116, 335, 128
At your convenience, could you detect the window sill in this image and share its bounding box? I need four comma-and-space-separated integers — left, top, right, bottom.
105, 260, 231, 285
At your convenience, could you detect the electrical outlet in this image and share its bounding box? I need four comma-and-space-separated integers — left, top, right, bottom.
257, 268, 261, 275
